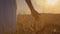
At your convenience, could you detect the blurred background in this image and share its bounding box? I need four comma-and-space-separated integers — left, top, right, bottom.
16, 0, 60, 15
16, 0, 60, 34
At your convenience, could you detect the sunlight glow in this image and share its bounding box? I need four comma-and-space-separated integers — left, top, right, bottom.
47, 0, 57, 5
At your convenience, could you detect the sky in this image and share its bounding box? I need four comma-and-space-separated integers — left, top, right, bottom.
16, 0, 31, 14
16, 0, 60, 15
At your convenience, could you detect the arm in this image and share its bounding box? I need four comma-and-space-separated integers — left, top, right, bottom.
25, 0, 40, 20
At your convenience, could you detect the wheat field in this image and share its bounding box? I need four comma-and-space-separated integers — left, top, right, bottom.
16, 13, 60, 34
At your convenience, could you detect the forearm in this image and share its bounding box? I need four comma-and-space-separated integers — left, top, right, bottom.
26, 0, 36, 10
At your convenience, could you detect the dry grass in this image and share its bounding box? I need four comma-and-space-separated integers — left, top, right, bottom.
16, 13, 60, 34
